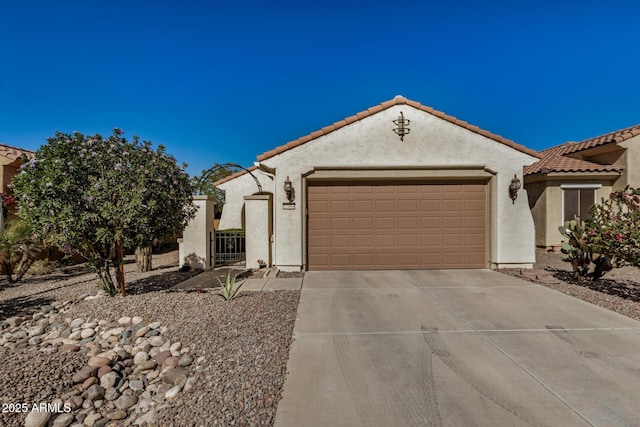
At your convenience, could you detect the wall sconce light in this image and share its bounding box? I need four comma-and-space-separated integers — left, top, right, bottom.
393, 111, 410, 141
509, 174, 521, 204
284, 176, 295, 203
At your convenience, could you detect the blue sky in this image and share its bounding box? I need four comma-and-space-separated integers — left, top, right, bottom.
1, 1, 639, 176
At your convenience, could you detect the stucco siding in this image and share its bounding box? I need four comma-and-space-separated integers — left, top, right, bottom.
217, 171, 273, 230
618, 136, 640, 190
258, 105, 538, 270
527, 179, 615, 248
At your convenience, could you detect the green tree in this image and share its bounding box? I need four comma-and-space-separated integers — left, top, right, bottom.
11, 129, 196, 296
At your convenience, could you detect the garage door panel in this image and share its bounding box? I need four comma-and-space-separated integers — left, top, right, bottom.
421, 233, 442, 247
353, 217, 374, 229
354, 235, 374, 247
399, 199, 418, 211
443, 234, 464, 245
376, 217, 396, 229
376, 253, 398, 266
466, 216, 485, 228
375, 200, 396, 212
466, 233, 485, 245
420, 200, 441, 211
308, 182, 486, 270
398, 252, 420, 266
443, 200, 463, 211
331, 218, 351, 229
331, 235, 352, 247
398, 217, 418, 229
376, 235, 397, 247
465, 199, 485, 211
421, 253, 442, 265
308, 217, 330, 229
398, 234, 419, 246
442, 217, 462, 228
353, 253, 375, 267
308, 235, 329, 247
308, 200, 329, 213
354, 200, 373, 212
331, 200, 351, 212
421, 217, 442, 229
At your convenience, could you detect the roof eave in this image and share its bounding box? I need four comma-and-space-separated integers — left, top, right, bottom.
255, 95, 541, 163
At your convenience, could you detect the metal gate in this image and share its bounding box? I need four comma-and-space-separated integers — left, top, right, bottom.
213, 231, 246, 266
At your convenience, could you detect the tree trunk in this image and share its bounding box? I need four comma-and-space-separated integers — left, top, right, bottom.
135, 246, 152, 272
14, 256, 35, 283
115, 239, 126, 297
96, 260, 117, 296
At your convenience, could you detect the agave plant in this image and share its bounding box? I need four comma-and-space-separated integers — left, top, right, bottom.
216, 272, 247, 301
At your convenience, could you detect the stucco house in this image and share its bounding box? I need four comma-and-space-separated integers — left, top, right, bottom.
213, 95, 540, 271
525, 124, 638, 249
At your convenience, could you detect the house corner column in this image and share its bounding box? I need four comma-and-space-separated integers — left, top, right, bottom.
244, 194, 272, 270
179, 195, 215, 270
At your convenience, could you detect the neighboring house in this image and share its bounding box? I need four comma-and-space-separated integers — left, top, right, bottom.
215, 95, 540, 271
0, 143, 33, 195
525, 124, 639, 249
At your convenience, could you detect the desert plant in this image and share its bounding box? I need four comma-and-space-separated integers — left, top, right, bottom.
216, 272, 247, 301
0, 218, 43, 283
559, 218, 592, 279
585, 186, 640, 273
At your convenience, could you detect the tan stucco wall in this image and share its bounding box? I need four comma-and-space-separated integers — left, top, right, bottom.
251, 105, 538, 271
617, 136, 640, 190
526, 178, 615, 248
0, 163, 20, 194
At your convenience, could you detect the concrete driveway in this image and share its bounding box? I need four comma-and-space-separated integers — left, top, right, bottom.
274, 270, 640, 427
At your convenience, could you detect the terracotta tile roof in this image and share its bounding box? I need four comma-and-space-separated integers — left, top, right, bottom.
0, 143, 34, 162
546, 123, 640, 156
255, 95, 541, 162
524, 154, 622, 176
213, 165, 258, 186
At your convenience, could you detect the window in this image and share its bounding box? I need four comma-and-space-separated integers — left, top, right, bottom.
563, 187, 596, 223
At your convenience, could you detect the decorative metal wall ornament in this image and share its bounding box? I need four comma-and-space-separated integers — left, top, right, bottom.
509, 174, 521, 204
393, 111, 410, 141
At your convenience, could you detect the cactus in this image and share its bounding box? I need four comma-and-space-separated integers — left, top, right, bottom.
558, 218, 592, 278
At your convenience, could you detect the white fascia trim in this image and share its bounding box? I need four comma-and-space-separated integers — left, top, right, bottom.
560, 183, 602, 189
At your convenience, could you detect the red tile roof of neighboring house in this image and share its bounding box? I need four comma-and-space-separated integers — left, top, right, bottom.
255, 95, 541, 162
543, 123, 640, 156
524, 153, 622, 175
0, 143, 34, 162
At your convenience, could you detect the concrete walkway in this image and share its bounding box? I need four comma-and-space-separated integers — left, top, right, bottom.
171, 268, 302, 291
274, 270, 640, 427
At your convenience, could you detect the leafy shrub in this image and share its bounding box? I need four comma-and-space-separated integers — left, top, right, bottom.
585, 186, 640, 270
0, 218, 43, 283
559, 186, 640, 281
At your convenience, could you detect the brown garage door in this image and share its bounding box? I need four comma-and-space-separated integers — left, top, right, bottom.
307, 182, 486, 270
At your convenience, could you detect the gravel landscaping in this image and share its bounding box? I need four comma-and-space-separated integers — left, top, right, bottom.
0, 251, 300, 427
499, 249, 640, 321
3, 246, 639, 426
